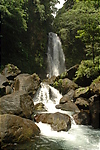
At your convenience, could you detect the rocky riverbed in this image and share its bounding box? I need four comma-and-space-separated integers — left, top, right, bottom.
0, 64, 100, 148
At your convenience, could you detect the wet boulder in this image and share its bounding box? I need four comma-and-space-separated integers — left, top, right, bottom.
60, 89, 75, 104
75, 97, 89, 110
73, 111, 91, 125
53, 78, 78, 95
43, 75, 56, 85
0, 91, 34, 119
60, 94, 71, 104
74, 86, 91, 99
35, 112, 71, 132
34, 102, 47, 112
0, 114, 40, 146
14, 73, 40, 96
56, 101, 80, 112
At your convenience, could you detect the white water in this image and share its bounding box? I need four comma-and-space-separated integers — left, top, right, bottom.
33, 32, 100, 149
33, 83, 100, 150
47, 32, 66, 78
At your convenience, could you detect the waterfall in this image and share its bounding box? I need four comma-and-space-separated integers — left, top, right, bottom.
47, 32, 66, 78
33, 82, 62, 113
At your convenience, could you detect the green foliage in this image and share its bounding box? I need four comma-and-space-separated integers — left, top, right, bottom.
60, 71, 68, 79
53, 81, 59, 87
58, 79, 63, 85
74, 56, 100, 81
1, 0, 60, 76
76, 13, 100, 62
54, 0, 100, 69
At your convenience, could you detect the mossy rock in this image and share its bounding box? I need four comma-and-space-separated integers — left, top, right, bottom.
74, 86, 90, 98
1, 64, 21, 80
0, 114, 40, 147
90, 76, 100, 95
53, 78, 78, 95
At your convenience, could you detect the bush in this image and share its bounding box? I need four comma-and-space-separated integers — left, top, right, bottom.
74, 57, 100, 82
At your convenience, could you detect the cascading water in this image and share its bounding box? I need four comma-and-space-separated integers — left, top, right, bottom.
33, 83, 100, 150
47, 32, 66, 78
33, 82, 62, 113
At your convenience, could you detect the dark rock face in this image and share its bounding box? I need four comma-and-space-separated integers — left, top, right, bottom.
0, 114, 40, 145
89, 94, 100, 128
14, 73, 40, 96
35, 112, 71, 132
0, 91, 34, 119
73, 111, 91, 125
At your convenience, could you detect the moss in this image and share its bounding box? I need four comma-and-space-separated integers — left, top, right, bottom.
92, 76, 100, 84
60, 72, 68, 79
53, 81, 59, 87
58, 79, 63, 85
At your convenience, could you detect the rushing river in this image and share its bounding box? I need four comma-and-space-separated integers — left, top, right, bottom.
9, 125, 100, 150
7, 82, 100, 150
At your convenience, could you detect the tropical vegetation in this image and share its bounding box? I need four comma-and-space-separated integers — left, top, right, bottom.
0, 0, 100, 79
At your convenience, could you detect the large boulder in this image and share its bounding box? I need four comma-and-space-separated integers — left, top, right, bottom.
1, 64, 21, 80
14, 73, 40, 96
35, 112, 71, 132
60, 89, 75, 104
0, 114, 40, 146
89, 94, 100, 128
53, 78, 78, 95
74, 86, 91, 99
73, 111, 91, 125
43, 76, 56, 85
56, 101, 80, 112
0, 91, 34, 119
90, 76, 100, 95
75, 97, 89, 110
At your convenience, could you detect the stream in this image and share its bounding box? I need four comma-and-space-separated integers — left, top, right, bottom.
7, 83, 100, 150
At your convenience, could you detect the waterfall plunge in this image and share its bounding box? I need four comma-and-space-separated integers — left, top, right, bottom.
47, 32, 66, 78
33, 82, 62, 113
